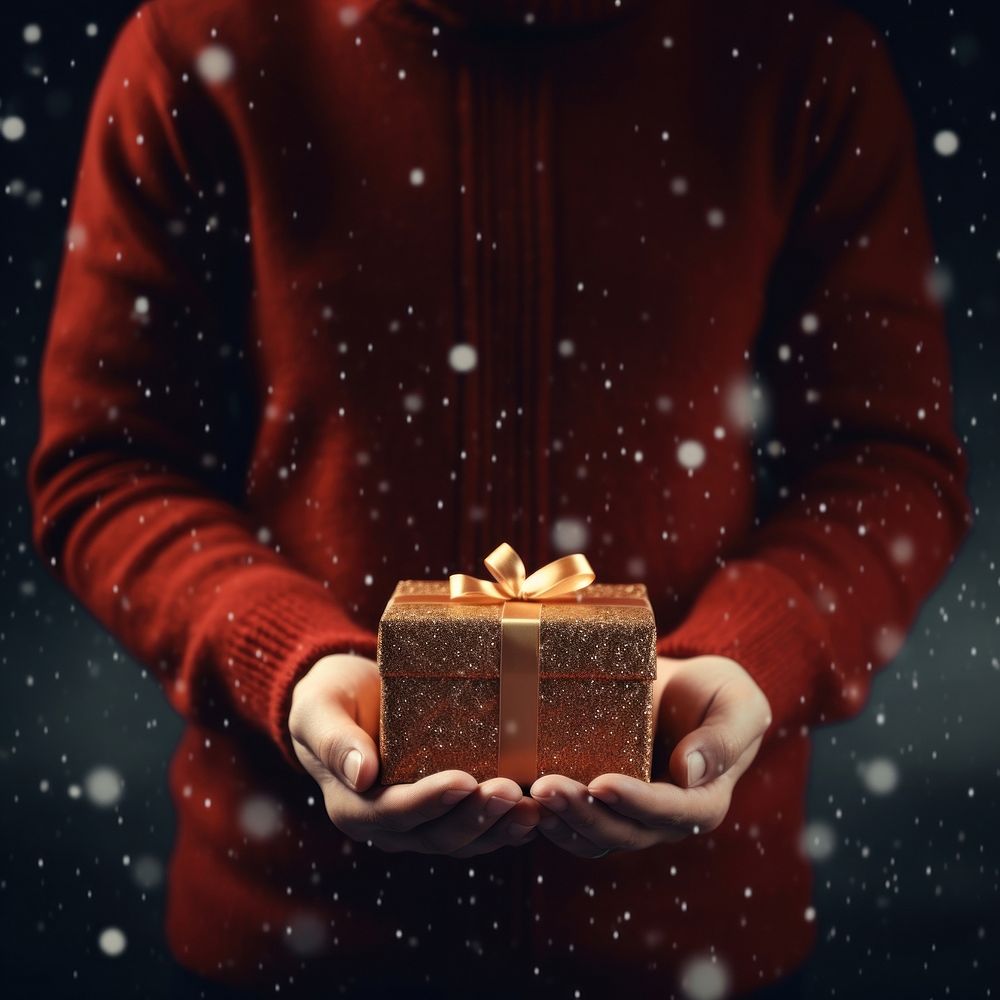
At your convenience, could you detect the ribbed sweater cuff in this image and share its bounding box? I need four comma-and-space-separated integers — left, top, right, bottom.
224, 585, 378, 768
656, 560, 832, 741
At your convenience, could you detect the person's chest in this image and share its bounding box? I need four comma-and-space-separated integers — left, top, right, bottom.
226, 5, 794, 631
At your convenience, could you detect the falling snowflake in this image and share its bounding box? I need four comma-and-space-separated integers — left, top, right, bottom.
859, 757, 899, 796
680, 954, 730, 1000
195, 45, 235, 85
1, 117, 27, 142
551, 517, 588, 553
448, 343, 477, 373
97, 927, 127, 957
932, 129, 959, 157
677, 440, 706, 470
84, 766, 124, 807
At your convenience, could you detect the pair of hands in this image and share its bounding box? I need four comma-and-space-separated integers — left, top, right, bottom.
289, 652, 772, 859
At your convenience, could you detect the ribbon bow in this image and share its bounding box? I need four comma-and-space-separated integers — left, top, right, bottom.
449, 541, 596, 603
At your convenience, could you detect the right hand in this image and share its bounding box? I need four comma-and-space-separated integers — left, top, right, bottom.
289, 653, 541, 856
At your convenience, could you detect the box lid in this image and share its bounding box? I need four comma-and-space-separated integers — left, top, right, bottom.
377, 580, 656, 681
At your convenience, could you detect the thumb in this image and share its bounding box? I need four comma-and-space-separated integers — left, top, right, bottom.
317, 714, 380, 792
291, 692, 380, 793
668, 683, 771, 789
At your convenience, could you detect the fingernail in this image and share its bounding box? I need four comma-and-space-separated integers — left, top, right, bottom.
686, 750, 707, 786
441, 788, 474, 805
342, 749, 363, 788
588, 786, 618, 804
509, 822, 535, 838
486, 795, 517, 816
541, 792, 567, 812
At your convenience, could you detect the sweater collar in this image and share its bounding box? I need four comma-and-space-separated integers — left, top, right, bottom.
403, 0, 638, 30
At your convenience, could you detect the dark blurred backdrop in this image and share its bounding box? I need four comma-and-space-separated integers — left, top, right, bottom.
1, 2, 998, 997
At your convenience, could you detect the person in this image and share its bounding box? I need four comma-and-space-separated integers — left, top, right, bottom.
29, 0, 969, 996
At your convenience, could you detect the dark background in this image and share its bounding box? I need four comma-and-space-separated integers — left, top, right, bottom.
1, 2, 997, 997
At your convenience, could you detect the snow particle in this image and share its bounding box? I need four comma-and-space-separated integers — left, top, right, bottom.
799, 819, 836, 861
626, 556, 646, 578
284, 913, 327, 956
680, 955, 730, 1000
725, 378, 768, 429
84, 766, 124, 807
448, 343, 477, 373
195, 45, 236, 85
557, 339, 575, 357
98, 927, 127, 957
890, 535, 915, 565
670, 176, 688, 196
1, 116, 27, 142
551, 517, 589, 554
677, 439, 706, 470
239, 795, 283, 840
409, 167, 426, 187
706, 207, 725, 228
932, 129, 959, 157
86, 23, 99, 37
860, 757, 899, 796
874, 625, 905, 660
133, 295, 150, 315
131, 855, 164, 890
800, 312, 819, 334
339, 6, 361, 27
23, 23, 42, 44
925, 264, 954, 304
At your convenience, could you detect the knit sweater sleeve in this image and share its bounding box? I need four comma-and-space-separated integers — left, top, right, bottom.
656, 12, 970, 740
27, 7, 377, 767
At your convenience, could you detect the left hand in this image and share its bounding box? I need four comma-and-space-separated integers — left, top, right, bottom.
530, 655, 772, 857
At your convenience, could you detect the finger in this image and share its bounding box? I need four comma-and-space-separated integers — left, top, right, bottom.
586, 772, 732, 835
304, 702, 382, 792
371, 778, 527, 854
290, 663, 382, 792
530, 775, 656, 851
668, 681, 771, 788
446, 797, 542, 857
325, 768, 479, 839
536, 815, 614, 859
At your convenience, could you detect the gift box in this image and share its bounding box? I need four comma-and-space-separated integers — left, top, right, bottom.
376, 543, 657, 787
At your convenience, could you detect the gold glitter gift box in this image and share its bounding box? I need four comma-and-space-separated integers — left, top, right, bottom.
376, 543, 657, 787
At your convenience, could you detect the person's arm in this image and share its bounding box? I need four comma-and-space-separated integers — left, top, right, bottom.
28, 7, 378, 765
656, 11, 970, 744
29, 8, 542, 857
535, 12, 970, 855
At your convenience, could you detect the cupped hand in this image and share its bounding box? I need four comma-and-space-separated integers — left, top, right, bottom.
290, 653, 542, 856
531, 655, 772, 858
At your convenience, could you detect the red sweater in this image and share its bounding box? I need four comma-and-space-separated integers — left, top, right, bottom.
30, 0, 969, 995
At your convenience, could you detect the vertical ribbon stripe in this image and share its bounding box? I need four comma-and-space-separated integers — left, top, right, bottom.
498, 601, 541, 786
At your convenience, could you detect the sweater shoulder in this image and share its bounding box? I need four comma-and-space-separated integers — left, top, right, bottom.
135, 0, 376, 74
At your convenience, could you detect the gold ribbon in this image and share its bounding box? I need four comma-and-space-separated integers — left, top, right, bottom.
448, 541, 596, 604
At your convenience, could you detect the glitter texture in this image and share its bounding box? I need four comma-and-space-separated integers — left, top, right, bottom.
377, 580, 656, 786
